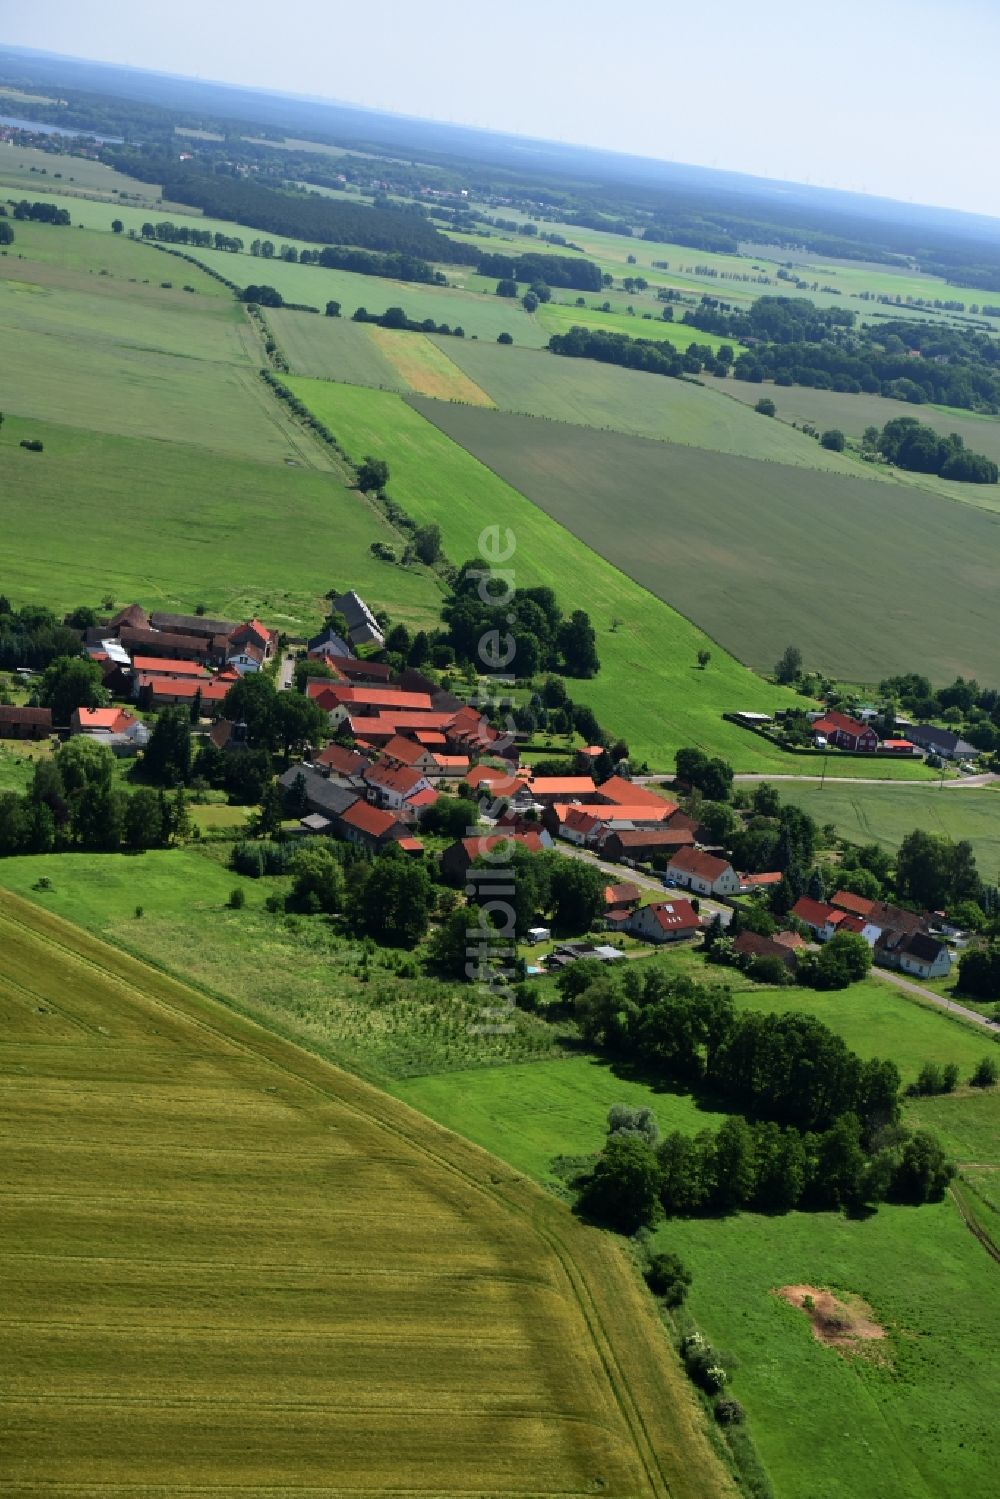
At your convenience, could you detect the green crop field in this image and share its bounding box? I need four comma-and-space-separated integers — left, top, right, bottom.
435, 338, 879, 469
777, 782, 1000, 877
0, 141, 165, 200
702, 374, 1000, 468
412, 402, 1000, 684
272, 309, 411, 388
0, 413, 443, 630
0, 889, 732, 1499
2, 219, 229, 291
0, 257, 305, 459
537, 299, 734, 353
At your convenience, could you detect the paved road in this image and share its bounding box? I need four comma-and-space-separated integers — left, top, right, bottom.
277, 652, 295, 691
874, 968, 997, 1031
558, 844, 733, 926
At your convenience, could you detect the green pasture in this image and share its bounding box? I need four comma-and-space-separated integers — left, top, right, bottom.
778, 783, 1000, 877
413, 402, 1000, 684
907, 1086, 1000, 1165
662, 1199, 998, 1499
0, 413, 442, 632
394, 1056, 725, 1185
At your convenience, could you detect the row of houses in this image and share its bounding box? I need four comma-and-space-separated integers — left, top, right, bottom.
791, 890, 953, 980
807, 709, 977, 762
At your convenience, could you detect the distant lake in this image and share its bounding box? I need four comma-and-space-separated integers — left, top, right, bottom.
0, 114, 123, 145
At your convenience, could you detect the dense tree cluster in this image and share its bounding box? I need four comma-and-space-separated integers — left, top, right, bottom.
441, 561, 600, 679
352, 305, 465, 338
11, 199, 71, 225
476, 251, 602, 291
568, 970, 952, 1231
0, 737, 187, 856
0, 598, 84, 673
106, 160, 475, 262
875, 418, 997, 483
549, 324, 720, 380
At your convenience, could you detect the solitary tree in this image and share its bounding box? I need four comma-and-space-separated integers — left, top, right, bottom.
356, 456, 390, 493
775, 644, 803, 683
111, 218, 124, 234
697, 649, 711, 670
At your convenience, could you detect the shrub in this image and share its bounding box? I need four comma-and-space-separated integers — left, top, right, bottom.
970, 1056, 998, 1088
19, 438, 43, 452
754, 397, 776, 417
714, 1398, 746, 1426
821, 428, 846, 451
228, 887, 246, 909
644, 1250, 692, 1307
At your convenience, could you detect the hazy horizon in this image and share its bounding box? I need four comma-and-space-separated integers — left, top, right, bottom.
3, 0, 998, 218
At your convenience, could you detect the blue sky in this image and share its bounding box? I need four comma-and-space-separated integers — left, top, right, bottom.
5, 0, 999, 217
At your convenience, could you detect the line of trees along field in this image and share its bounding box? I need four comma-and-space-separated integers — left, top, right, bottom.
476, 250, 604, 291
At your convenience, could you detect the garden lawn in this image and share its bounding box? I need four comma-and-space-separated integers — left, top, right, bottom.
411, 402, 1000, 684
0, 413, 443, 633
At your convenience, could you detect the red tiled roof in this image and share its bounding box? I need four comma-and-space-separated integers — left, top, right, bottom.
0, 705, 52, 727
595, 776, 675, 811
458, 832, 544, 860
364, 760, 428, 797
741, 871, 783, 888
433, 754, 471, 772
339, 800, 401, 838
812, 710, 872, 739
313, 743, 369, 777
791, 896, 838, 928
136, 674, 228, 701
382, 735, 433, 766
773, 930, 806, 950
528, 775, 597, 797
647, 899, 700, 932
73, 707, 138, 733
589, 803, 670, 824
397, 836, 424, 852
413, 731, 447, 746
607, 828, 695, 849
667, 847, 734, 881
831, 889, 876, 919
563, 806, 603, 834
408, 787, 438, 808
322, 685, 434, 711
605, 882, 640, 906
131, 656, 208, 677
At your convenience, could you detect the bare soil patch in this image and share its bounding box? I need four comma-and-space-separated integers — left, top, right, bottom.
776, 1284, 888, 1360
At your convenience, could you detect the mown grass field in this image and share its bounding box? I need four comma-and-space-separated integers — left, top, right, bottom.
1, 888, 734, 1498
412, 402, 1000, 684
0, 141, 164, 200
0, 413, 443, 631
778, 782, 1000, 876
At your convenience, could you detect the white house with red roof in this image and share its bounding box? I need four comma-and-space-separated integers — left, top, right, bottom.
627, 898, 701, 944
363, 758, 434, 818
71, 706, 150, 751
666, 847, 741, 896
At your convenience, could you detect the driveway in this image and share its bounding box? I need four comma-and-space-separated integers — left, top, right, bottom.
277, 652, 295, 691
